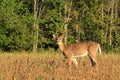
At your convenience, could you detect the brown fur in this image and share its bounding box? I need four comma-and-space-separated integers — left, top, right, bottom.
57, 34, 101, 68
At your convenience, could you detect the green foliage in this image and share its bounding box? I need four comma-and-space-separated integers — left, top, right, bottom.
0, 0, 120, 53
0, 0, 34, 51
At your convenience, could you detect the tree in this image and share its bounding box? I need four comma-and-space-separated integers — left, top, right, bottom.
0, 0, 120, 53
32, 0, 45, 52
0, 0, 34, 51
64, 0, 72, 43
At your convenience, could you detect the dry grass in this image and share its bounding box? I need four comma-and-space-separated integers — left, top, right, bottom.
0, 52, 120, 80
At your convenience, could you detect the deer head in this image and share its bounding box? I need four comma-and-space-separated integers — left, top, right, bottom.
53, 33, 65, 44
57, 34, 65, 45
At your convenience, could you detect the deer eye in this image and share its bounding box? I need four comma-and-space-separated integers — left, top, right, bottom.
59, 39, 61, 41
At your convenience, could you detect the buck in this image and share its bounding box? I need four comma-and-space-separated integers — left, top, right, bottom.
53, 34, 101, 68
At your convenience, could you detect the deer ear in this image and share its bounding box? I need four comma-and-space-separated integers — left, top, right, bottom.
53, 33, 59, 39
53, 34, 56, 39
61, 33, 65, 38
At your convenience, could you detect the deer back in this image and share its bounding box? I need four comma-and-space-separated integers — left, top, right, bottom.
61, 41, 99, 56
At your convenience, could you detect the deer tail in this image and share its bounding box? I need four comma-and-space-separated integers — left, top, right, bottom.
98, 44, 102, 55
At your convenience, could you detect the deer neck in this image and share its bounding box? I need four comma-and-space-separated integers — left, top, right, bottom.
58, 43, 64, 52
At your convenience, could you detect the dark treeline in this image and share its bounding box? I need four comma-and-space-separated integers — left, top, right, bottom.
0, 0, 120, 53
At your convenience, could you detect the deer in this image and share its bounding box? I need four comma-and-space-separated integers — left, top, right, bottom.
53, 34, 101, 68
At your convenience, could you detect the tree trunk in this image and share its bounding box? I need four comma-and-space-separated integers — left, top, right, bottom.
115, 0, 118, 21
33, 23, 39, 52
109, 0, 114, 46
33, 0, 38, 52
109, 27, 112, 46
64, 3, 67, 44
64, 0, 72, 44
32, 0, 45, 52
75, 23, 80, 42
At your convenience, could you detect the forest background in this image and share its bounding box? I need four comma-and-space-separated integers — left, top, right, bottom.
0, 0, 120, 53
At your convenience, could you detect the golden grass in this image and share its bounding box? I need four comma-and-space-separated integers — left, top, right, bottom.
0, 52, 120, 80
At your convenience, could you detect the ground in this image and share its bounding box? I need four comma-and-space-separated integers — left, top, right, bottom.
0, 52, 120, 80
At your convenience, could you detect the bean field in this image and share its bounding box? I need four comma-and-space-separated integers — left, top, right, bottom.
0, 52, 120, 80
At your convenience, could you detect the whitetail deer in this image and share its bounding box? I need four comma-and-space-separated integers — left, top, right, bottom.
53, 34, 101, 68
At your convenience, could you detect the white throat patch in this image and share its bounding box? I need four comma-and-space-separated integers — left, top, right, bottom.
57, 42, 62, 45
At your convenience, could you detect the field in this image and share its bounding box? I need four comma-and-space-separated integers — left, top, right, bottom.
0, 51, 120, 80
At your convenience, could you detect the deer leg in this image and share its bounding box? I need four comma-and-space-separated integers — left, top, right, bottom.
68, 57, 73, 66
72, 57, 78, 66
88, 55, 97, 67
92, 57, 98, 68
